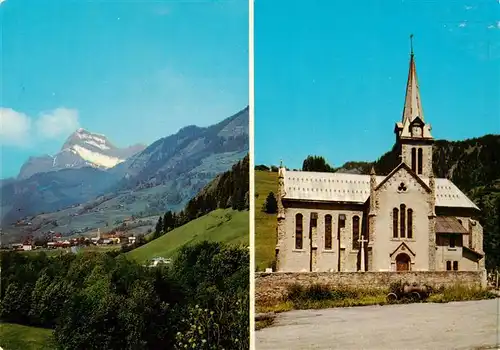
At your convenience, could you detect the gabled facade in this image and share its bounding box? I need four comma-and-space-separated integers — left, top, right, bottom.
275, 42, 485, 273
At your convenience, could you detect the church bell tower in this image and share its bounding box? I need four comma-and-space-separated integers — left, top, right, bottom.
394, 35, 434, 178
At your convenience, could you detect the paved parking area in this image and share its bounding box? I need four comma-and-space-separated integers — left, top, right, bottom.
256, 299, 500, 350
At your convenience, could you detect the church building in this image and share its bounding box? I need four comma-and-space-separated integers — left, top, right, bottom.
275, 44, 485, 273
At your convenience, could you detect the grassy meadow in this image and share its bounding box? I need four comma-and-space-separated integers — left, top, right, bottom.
20, 244, 120, 257
127, 208, 249, 263
0, 323, 55, 350
254, 170, 278, 271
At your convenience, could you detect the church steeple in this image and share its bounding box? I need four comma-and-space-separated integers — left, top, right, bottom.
401, 34, 425, 125
395, 35, 432, 140
395, 35, 435, 178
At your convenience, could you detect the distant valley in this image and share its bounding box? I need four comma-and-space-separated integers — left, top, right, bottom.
0, 107, 249, 243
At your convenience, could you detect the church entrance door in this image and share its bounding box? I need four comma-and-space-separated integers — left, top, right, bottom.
395, 253, 411, 271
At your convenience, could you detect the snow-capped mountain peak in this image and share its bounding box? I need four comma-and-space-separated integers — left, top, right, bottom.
17, 129, 146, 179
62, 128, 113, 152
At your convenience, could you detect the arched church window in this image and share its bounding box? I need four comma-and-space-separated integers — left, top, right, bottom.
393, 208, 399, 238
295, 213, 303, 249
325, 215, 332, 250
400, 204, 406, 238
417, 148, 423, 174
352, 216, 360, 250
407, 208, 413, 239
411, 148, 417, 172
338, 214, 346, 239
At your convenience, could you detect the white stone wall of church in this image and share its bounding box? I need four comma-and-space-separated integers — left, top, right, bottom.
372, 167, 431, 271
459, 257, 479, 271
435, 237, 463, 270
281, 207, 311, 272
280, 207, 364, 272
435, 233, 481, 272
338, 210, 365, 272
470, 220, 485, 269
470, 220, 483, 253
456, 216, 470, 232
314, 213, 339, 272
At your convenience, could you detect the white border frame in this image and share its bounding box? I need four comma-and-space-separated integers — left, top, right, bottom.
249, 0, 255, 349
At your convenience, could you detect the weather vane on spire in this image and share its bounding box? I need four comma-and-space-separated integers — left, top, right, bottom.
410, 34, 414, 55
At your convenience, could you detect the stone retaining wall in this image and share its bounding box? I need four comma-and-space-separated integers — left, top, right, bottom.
255, 270, 487, 305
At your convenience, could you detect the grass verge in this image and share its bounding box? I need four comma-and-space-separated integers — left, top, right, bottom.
0, 323, 55, 350
256, 283, 498, 314
255, 317, 276, 330
254, 170, 278, 271
427, 284, 497, 303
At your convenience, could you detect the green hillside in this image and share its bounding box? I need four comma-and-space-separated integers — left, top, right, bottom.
127, 208, 248, 263
255, 170, 278, 271
0, 323, 55, 350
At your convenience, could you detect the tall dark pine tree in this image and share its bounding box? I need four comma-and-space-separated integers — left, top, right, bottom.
163, 211, 173, 233
154, 217, 163, 239
263, 192, 278, 214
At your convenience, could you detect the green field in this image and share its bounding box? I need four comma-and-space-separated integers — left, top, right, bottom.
127, 208, 249, 263
21, 244, 119, 257
255, 170, 278, 271
0, 323, 55, 350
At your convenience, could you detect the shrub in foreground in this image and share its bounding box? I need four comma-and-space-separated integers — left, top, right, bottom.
285, 283, 381, 304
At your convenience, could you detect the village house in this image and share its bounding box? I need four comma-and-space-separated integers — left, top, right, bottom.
275, 45, 485, 273
22, 244, 33, 251
147, 257, 172, 268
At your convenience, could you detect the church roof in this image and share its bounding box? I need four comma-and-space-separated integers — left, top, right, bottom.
435, 216, 469, 234
282, 170, 479, 210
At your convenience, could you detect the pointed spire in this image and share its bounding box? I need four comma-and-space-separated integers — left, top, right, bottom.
278, 159, 285, 179
410, 34, 414, 56
402, 34, 424, 125
277, 160, 286, 220
370, 165, 376, 175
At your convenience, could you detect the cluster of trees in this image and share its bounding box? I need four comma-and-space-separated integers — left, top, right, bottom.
255, 164, 279, 172
301, 155, 335, 172
255, 155, 335, 173
0, 241, 249, 349
153, 155, 249, 240
153, 211, 182, 239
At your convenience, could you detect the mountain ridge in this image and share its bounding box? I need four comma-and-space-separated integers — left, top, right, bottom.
0, 107, 249, 240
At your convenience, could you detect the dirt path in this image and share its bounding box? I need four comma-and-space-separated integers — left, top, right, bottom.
256, 299, 500, 350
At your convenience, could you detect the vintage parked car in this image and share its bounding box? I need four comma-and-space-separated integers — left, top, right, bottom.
387, 281, 433, 302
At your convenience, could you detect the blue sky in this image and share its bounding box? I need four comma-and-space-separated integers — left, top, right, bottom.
0, 0, 248, 179
255, 0, 500, 169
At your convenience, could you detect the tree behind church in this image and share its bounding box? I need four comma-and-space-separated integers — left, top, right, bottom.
263, 192, 278, 214
302, 155, 334, 172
